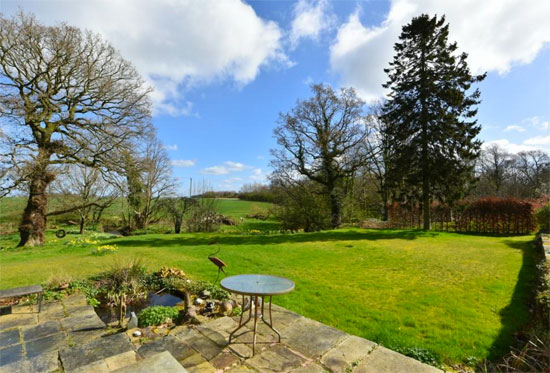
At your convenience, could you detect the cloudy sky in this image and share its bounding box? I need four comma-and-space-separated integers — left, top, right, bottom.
3, 0, 550, 192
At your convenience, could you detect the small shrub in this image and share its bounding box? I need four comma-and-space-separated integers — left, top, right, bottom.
232, 306, 242, 317
392, 347, 442, 368
190, 281, 230, 300
46, 272, 73, 290
138, 306, 179, 327
536, 205, 550, 231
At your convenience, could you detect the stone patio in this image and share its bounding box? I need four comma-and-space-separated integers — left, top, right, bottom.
0, 294, 442, 372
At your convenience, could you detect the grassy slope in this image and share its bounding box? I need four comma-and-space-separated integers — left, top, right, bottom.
0, 228, 537, 364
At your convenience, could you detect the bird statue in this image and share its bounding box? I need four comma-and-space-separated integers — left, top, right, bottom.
208, 245, 227, 284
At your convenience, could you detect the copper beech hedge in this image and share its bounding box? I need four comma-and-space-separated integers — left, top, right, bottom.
388, 197, 538, 234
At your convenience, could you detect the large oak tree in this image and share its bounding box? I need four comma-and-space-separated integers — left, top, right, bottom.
271, 84, 368, 228
382, 14, 485, 230
0, 13, 152, 246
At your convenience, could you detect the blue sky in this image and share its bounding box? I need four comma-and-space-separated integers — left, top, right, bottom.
4, 0, 550, 193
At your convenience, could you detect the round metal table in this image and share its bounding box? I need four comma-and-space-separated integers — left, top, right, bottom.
221, 274, 294, 355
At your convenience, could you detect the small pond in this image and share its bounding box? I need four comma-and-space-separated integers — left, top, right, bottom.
95, 292, 185, 324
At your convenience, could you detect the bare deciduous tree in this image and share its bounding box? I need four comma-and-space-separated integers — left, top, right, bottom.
51, 165, 117, 234
0, 13, 152, 246
112, 137, 174, 231
271, 84, 368, 228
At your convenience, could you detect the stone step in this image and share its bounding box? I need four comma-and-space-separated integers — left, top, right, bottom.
60, 333, 134, 371
113, 351, 188, 373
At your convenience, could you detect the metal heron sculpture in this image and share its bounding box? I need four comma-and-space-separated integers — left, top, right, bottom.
208, 246, 227, 284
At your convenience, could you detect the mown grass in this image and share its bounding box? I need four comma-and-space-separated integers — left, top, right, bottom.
0, 228, 538, 365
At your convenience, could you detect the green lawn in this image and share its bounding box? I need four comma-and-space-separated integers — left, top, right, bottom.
0, 228, 538, 365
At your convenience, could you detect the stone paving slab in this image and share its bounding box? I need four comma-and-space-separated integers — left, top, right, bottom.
60, 313, 105, 332
171, 326, 199, 342
321, 335, 376, 372
186, 334, 223, 361
23, 320, 61, 342
289, 362, 327, 373
354, 346, 442, 373
59, 333, 133, 371
0, 312, 38, 331
104, 350, 137, 371
180, 353, 208, 369
186, 361, 216, 373
69, 329, 107, 345
0, 343, 23, 366
0, 350, 59, 373
113, 351, 187, 373
38, 303, 65, 322
210, 351, 240, 370
0, 328, 20, 348
69, 360, 110, 373
25, 332, 68, 358
137, 335, 195, 362
245, 344, 306, 372
282, 317, 347, 359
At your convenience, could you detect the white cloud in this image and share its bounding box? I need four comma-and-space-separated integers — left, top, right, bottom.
201, 161, 251, 175
330, 0, 550, 101
503, 125, 525, 132
250, 168, 266, 181
10, 0, 288, 116
290, 0, 334, 48
483, 139, 549, 153
163, 144, 178, 151
524, 116, 550, 131
171, 159, 196, 167
224, 177, 242, 183
523, 135, 550, 146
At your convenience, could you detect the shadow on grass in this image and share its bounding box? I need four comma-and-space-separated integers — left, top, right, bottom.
487, 238, 542, 361
111, 229, 438, 248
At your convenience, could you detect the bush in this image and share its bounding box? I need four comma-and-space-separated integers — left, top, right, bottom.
388, 197, 537, 234
185, 198, 220, 232
138, 306, 179, 327
536, 205, 550, 231
273, 182, 331, 232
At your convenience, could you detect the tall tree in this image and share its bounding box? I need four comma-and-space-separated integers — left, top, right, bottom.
271, 84, 368, 228
113, 137, 174, 231
382, 14, 485, 230
0, 13, 152, 245
51, 165, 116, 234
363, 101, 395, 220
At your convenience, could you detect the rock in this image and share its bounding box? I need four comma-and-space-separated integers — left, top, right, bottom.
220, 301, 233, 316
127, 312, 138, 329
133, 331, 142, 337
194, 298, 204, 305
199, 290, 211, 298
204, 301, 215, 313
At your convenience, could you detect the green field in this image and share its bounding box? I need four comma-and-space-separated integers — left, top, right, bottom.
0, 219, 538, 365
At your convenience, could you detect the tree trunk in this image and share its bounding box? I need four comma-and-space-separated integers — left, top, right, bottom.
18, 165, 55, 247
422, 178, 431, 230
174, 218, 181, 234
329, 189, 341, 228
79, 215, 86, 235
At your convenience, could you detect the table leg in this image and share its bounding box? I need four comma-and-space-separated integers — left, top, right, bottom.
228, 294, 252, 343
252, 295, 259, 355
260, 295, 281, 342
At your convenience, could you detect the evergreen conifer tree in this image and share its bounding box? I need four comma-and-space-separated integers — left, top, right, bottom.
382, 14, 485, 229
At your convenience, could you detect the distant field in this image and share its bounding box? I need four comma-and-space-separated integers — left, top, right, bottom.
0, 196, 276, 233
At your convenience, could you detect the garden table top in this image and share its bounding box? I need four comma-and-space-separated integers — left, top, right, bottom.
221, 274, 294, 296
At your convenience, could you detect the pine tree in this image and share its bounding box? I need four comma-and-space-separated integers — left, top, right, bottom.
382, 14, 485, 230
